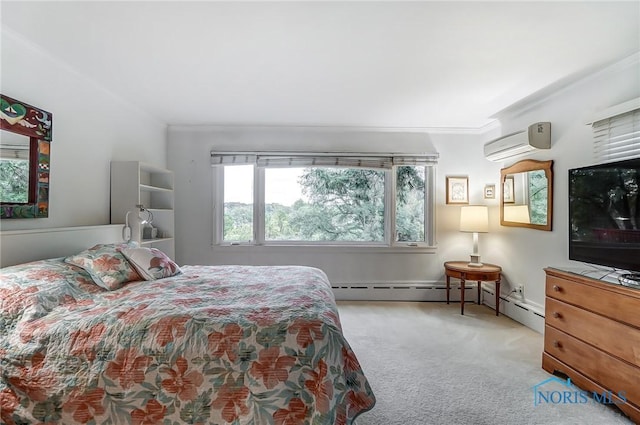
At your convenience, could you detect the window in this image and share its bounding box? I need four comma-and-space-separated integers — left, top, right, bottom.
222, 164, 254, 242
395, 166, 425, 242
213, 152, 437, 247
264, 167, 385, 242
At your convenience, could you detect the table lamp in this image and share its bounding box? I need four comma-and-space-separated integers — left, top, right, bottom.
459, 205, 489, 267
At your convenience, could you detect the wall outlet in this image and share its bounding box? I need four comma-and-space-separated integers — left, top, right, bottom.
516, 285, 525, 298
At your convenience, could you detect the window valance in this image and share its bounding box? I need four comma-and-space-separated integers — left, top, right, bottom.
210, 151, 439, 169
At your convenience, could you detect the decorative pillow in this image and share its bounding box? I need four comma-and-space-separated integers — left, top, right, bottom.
89, 241, 139, 251
121, 247, 181, 281
64, 244, 142, 290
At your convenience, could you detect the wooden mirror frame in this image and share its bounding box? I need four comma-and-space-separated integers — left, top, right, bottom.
500, 159, 553, 231
0, 94, 52, 218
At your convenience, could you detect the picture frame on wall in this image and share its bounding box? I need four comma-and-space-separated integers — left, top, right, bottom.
503, 176, 515, 203
484, 184, 496, 199
446, 176, 469, 204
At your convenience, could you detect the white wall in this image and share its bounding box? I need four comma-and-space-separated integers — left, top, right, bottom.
168, 53, 640, 315
489, 54, 640, 309
168, 126, 503, 288
0, 29, 167, 231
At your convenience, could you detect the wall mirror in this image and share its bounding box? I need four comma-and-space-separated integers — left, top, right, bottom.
500, 159, 553, 231
0, 94, 52, 219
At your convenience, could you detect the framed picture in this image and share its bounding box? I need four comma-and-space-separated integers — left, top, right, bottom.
484, 184, 495, 199
446, 176, 469, 204
503, 176, 515, 203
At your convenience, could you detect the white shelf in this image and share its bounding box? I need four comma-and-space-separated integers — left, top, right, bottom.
110, 161, 175, 260
141, 237, 174, 245
140, 184, 173, 193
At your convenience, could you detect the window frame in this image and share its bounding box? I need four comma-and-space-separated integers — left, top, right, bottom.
213, 154, 437, 249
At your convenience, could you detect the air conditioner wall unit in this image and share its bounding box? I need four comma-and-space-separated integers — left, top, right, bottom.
484, 122, 551, 162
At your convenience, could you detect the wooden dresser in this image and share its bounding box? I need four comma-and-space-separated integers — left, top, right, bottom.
543, 268, 640, 423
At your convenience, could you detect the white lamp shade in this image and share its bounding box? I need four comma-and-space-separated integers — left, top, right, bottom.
504, 204, 530, 223
460, 205, 489, 233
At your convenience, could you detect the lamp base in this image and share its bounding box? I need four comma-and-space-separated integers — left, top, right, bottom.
468, 254, 483, 267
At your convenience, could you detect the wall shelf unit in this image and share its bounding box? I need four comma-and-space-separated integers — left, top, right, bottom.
110, 161, 175, 259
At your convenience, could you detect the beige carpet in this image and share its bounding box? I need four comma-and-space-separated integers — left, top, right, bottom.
337, 301, 632, 425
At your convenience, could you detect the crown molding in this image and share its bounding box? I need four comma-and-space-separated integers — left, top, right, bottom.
168, 120, 501, 136
492, 52, 640, 120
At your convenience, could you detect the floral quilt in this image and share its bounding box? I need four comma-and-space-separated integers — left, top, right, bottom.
0, 259, 375, 425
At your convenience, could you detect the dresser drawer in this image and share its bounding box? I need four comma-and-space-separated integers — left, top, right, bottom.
544, 325, 640, 406
546, 275, 640, 328
546, 297, 640, 367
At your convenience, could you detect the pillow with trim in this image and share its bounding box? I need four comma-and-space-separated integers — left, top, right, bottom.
121, 247, 181, 281
89, 241, 139, 252
64, 243, 142, 290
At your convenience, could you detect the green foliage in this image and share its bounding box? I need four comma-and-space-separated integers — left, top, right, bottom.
224, 202, 253, 241
265, 203, 297, 240
528, 170, 548, 225
396, 166, 425, 241
0, 159, 29, 203
295, 168, 385, 241
224, 166, 427, 242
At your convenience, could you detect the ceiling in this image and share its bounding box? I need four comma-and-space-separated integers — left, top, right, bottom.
2, 1, 639, 130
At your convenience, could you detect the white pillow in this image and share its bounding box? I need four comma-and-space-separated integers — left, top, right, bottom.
121, 247, 181, 281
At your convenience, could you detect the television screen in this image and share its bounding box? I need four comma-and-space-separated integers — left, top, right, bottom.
569, 158, 640, 273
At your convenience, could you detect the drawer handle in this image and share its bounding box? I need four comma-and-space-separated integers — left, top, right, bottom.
552, 340, 562, 349
552, 312, 562, 319
553, 285, 561, 292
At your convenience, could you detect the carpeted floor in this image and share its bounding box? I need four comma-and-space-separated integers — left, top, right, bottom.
337, 301, 633, 425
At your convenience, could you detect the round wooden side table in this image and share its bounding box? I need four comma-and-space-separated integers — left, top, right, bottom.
444, 261, 502, 316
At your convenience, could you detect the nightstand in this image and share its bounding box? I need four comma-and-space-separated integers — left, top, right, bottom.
444, 261, 502, 316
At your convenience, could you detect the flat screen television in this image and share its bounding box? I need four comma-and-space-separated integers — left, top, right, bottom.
569, 158, 640, 273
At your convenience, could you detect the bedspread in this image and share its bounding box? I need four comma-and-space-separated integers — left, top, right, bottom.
0, 259, 375, 425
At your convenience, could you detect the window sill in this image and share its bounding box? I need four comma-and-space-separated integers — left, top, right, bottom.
213, 243, 437, 254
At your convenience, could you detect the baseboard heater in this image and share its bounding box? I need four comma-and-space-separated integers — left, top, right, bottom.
481, 287, 545, 333
332, 282, 545, 334
331, 282, 475, 302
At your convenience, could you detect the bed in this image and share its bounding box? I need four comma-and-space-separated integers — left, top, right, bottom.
0, 243, 375, 425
